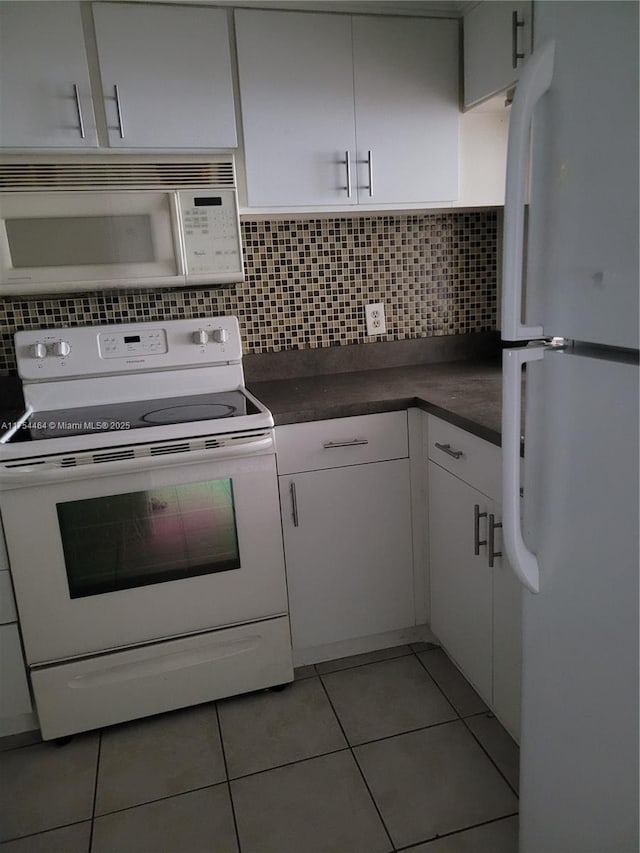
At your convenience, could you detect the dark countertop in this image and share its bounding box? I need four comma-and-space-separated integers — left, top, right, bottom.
247, 359, 503, 446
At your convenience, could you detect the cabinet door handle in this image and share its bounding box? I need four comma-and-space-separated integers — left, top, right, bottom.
488, 513, 503, 567
72, 84, 86, 139
290, 481, 299, 528
344, 150, 352, 198
323, 438, 369, 449
473, 504, 487, 555
512, 10, 526, 69
434, 442, 464, 460
366, 150, 374, 197
113, 85, 125, 139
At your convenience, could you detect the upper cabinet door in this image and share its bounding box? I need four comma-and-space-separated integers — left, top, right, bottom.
235, 9, 357, 207
352, 16, 459, 204
0, 1, 98, 149
463, 1, 532, 108
92, 3, 236, 149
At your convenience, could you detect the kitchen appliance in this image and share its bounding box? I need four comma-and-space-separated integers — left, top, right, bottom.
501, 3, 638, 852
0, 159, 243, 295
0, 316, 293, 740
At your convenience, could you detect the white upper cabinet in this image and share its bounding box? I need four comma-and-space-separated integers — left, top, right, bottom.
0, 1, 236, 151
92, 3, 236, 149
0, 2, 98, 148
352, 16, 459, 205
463, 1, 532, 109
235, 10, 357, 207
235, 9, 459, 208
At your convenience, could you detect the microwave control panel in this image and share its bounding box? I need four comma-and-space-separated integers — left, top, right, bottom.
180, 191, 243, 280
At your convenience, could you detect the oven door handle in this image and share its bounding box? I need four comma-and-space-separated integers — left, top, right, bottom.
0, 435, 275, 486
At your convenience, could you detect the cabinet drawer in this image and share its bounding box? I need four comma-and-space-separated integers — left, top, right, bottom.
426, 415, 500, 498
276, 411, 408, 475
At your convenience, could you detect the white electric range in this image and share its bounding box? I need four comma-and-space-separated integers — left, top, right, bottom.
0, 316, 293, 740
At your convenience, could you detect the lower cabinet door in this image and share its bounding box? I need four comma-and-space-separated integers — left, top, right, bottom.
280, 459, 414, 651
428, 460, 492, 703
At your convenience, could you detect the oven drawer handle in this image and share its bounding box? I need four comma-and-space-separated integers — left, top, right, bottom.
0, 435, 275, 485
323, 438, 369, 449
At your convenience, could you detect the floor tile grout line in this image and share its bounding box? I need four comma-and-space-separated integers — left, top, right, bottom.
411, 648, 465, 719
88, 730, 103, 851
393, 811, 521, 852
461, 715, 520, 800
317, 672, 397, 853
0, 819, 93, 847
312, 646, 414, 676
413, 648, 520, 799
215, 701, 244, 853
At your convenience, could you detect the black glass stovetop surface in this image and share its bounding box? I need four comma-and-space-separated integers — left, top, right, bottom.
4, 391, 259, 442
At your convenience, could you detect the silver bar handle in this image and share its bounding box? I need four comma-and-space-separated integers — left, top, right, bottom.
323, 438, 369, 449
512, 10, 526, 69
290, 482, 299, 528
114, 84, 125, 139
434, 442, 464, 460
72, 84, 86, 139
344, 150, 352, 198
367, 150, 373, 197
488, 514, 503, 567
473, 504, 487, 556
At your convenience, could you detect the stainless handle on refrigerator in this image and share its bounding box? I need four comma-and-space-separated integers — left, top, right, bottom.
323, 438, 369, 449
344, 151, 352, 198
435, 442, 464, 460
72, 84, 86, 139
502, 345, 545, 593
473, 504, 487, 556
502, 41, 555, 341
488, 514, 503, 567
113, 85, 125, 139
511, 10, 526, 69
290, 482, 299, 528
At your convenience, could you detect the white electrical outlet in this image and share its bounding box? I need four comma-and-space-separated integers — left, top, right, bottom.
365, 302, 386, 336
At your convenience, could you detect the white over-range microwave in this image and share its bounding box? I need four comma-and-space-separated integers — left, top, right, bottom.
0, 160, 244, 296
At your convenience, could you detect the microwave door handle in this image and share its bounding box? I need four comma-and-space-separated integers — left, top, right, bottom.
170, 193, 187, 278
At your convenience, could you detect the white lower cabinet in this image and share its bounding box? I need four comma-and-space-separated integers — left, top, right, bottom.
277, 412, 414, 657
0, 531, 37, 737
426, 414, 522, 740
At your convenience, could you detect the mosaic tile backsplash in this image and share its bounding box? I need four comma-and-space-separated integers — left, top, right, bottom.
0, 211, 497, 375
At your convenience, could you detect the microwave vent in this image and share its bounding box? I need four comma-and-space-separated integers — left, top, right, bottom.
0, 160, 236, 191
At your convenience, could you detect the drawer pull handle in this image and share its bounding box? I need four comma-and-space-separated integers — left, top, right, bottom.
434, 442, 464, 460
473, 504, 487, 556
488, 514, 503, 567
290, 481, 299, 528
323, 439, 369, 449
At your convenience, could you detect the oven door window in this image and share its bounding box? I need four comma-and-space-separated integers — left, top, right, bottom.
56, 479, 240, 598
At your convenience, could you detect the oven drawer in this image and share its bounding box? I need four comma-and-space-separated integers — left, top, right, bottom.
426, 415, 500, 499
31, 616, 293, 740
276, 411, 408, 475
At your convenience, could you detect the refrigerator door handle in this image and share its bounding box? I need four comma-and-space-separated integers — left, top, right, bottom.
502, 346, 544, 593
502, 40, 555, 342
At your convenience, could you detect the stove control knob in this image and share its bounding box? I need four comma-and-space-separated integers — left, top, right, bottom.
192, 330, 209, 345
211, 327, 229, 344
52, 340, 71, 357
31, 342, 47, 359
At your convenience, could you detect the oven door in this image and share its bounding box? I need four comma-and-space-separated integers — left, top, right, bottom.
0, 436, 288, 666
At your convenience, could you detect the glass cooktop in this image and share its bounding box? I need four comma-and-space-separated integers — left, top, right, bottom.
5, 391, 260, 442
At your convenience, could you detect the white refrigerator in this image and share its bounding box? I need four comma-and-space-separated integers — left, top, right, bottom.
500, 3, 639, 853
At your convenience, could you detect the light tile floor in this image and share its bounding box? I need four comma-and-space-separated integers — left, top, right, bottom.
0, 643, 519, 852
